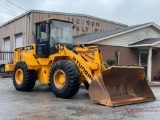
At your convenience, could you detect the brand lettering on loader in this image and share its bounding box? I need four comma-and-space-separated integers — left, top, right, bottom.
73, 57, 92, 80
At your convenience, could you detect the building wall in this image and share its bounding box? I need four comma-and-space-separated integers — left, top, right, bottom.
0, 15, 27, 50
99, 45, 160, 80
0, 11, 127, 49
31, 12, 125, 36
96, 26, 160, 47
99, 45, 137, 65
29, 12, 126, 44
152, 49, 160, 80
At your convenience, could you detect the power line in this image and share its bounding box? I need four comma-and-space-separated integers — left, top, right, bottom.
1, 0, 23, 14
4, 0, 27, 12
0, 9, 16, 16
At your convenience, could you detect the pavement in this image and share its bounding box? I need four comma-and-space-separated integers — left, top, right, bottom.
0, 78, 160, 120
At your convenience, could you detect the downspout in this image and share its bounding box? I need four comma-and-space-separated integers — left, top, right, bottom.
25, 12, 30, 45
28, 12, 31, 45
25, 14, 27, 45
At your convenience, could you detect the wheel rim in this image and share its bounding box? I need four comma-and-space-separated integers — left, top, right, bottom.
54, 70, 66, 89
15, 69, 24, 85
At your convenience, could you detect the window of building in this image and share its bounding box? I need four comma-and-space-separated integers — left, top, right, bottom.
3, 37, 10, 51
15, 33, 22, 48
115, 51, 120, 65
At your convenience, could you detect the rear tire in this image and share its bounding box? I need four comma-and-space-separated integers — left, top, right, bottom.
49, 60, 80, 98
13, 62, 36, 91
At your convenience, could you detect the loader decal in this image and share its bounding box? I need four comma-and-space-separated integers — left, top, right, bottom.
73, 56, 92, 80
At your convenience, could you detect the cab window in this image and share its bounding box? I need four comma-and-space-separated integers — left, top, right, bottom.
36, 23, 49, 42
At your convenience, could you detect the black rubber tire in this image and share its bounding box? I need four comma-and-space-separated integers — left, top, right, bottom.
0, 64, 5, 73
49, 60, 80, 99
13, 62, 36, 91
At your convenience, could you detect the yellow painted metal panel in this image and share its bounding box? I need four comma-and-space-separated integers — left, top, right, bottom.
5, 64, 15, 72
36, 66, 50, 84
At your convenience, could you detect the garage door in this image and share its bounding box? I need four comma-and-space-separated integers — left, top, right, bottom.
3, 37, 10, 50
2, 38, 10, 62
15, 34, 22, 48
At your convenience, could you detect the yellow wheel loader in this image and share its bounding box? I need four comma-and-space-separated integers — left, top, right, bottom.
5, 18, 156, 107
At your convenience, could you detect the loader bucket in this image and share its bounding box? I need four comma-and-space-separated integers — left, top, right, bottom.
88, 66, 156, 107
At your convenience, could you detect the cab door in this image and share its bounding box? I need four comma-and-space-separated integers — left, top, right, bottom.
36, 22, 49, 58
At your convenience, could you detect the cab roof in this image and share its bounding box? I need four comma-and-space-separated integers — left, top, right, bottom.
35, 18, 73, 24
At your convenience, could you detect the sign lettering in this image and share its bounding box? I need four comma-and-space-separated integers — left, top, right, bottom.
68, 17, 100, 33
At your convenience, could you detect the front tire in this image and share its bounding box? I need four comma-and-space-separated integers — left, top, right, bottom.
49, 60, 80, 98
13, 62, 36, 91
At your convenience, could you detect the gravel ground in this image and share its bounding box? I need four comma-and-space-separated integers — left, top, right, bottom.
0, 77, 160, 120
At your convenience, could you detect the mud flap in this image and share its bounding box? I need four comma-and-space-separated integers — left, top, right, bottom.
88, 66, 156, 107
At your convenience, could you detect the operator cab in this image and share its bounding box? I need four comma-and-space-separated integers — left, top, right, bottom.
35, 19, 73, 58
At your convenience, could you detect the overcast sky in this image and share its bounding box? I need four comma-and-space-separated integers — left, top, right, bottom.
0, 0, 160, 26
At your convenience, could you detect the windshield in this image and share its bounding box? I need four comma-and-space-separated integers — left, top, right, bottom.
50, 20, 73, 47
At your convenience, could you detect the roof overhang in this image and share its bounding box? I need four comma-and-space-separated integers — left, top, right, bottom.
88, 23, 160, 44
128, 39, 160, 47
35, 18, 73, 24
0, 9, 127, 28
